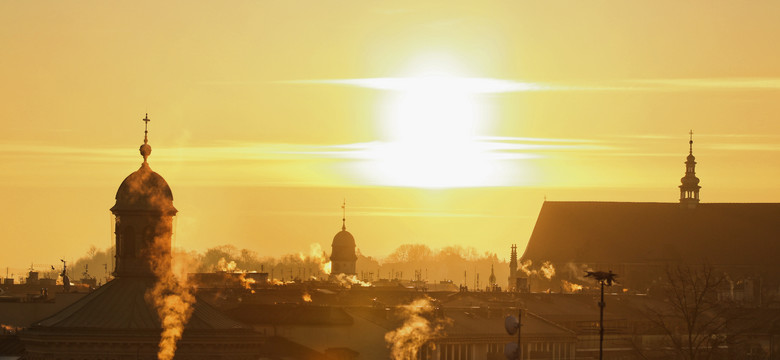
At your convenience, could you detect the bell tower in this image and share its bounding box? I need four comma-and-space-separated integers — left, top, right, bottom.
679, 130, 701, 209
330, 200, 357, 276
110, 114, 177, 277
507, 244, 518, 290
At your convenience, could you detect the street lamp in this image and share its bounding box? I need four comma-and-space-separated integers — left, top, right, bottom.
585, 270, 618, 360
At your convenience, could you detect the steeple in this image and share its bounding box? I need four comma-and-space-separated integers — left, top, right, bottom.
679, 130, 701, 209
507, 244, 519, 291
488, 264, 497, 285
330, 199, 357, 276
509, 244, 518, 275
341, 199, 346, 231
110, 114, 176, 277
140, 113, 152, 164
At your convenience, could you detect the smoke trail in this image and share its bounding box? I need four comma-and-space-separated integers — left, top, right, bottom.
333, 273, 372, 287
302, 291, 312, 303
561, 280, 584, 293
384, 296, 448, 360
216, 257, 238, 272
146, 234, 196, 360
519, 259, 535, 276
306, 243, 332, 276
519, 259, 556, 280
540, 261, 556, 280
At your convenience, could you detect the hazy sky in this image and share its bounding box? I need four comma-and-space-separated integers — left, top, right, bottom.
2, 1, 780, 275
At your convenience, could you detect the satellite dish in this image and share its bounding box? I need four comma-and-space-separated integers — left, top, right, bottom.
504, 315, 519, 335
504, 343, 518, 360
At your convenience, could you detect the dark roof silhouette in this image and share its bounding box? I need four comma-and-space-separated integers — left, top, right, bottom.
521, 201, 780, 267
33, 277, 249, 331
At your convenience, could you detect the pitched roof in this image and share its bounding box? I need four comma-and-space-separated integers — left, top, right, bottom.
521, 201, 780, 266
33, 277, 250, 331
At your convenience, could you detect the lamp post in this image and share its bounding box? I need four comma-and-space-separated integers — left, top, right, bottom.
585, 270, 618, 360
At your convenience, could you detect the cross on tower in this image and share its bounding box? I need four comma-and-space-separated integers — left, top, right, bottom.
341, 199, 346, 231
689, 129, 694, 153
143, 113, 150, 144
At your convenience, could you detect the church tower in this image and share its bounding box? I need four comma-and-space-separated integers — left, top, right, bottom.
679, 130, 701, 209
507, 244, 518, 290
22, 114, 264, 360
330, 200, 357, 276
110, 114, 177, 277
488, 264, 497, 291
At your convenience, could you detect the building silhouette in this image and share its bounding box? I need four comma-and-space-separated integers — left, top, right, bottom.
20, 115, 263, 359
520, 133, 780, 293
330, 200, 357, 276
679, 130, 701, 209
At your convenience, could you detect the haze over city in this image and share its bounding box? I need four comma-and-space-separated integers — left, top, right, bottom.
3, 1, 780, 274
3, 2, 780, 360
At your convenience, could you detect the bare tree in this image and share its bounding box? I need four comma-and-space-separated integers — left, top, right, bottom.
643, 264, 731, 360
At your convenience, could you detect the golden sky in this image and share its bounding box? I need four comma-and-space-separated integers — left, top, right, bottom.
2, 1, 780, 274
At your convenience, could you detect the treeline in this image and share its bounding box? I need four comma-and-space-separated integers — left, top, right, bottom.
68, 243, 511, 288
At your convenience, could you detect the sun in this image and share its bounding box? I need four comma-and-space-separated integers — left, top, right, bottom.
359, 74, 503, 188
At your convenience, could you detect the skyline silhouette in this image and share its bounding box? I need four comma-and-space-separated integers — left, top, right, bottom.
4, 2, 780, 269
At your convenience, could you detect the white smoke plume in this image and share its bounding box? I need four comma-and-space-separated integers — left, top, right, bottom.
384, 296, 449, 360
519, 259, 556, 280
561, 279, 585, 293
304, 243, 332, 276
146, 234, 197, 360
216, 257, 238, 272
540, 261, 555, 280
333, 273, 372, 288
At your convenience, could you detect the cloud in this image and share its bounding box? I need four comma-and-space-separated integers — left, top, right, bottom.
0, 137, 603, 164
252, 206, 528, 219
708, 143, 780, 151
281, 76, 780, 93
626, 78, 780, 91
281, 77, 548, 93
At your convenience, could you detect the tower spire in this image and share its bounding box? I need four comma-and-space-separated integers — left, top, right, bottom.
139, 114, 152, 164
341, 198, 346, 231
679, 130, 701, 208
143, 113, 150, 144
689, 129, 693, 155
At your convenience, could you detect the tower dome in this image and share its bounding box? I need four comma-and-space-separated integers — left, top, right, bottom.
330, 200, 357, 275
331, 229, 356, 249
110, 114, 177, 278
111, 164, 176, 214
111, 113, 176, 215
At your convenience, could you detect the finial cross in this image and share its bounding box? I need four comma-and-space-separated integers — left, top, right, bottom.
143, 113, 150, 144
341, 199, 346, 231
688, 129, 694, 154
